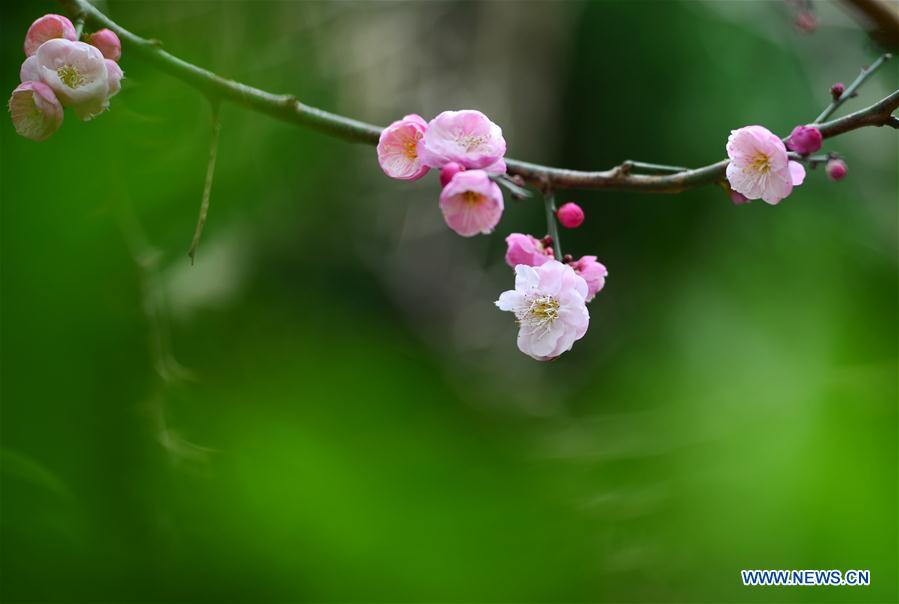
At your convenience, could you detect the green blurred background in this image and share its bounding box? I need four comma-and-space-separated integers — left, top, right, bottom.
2, 1, 897, 602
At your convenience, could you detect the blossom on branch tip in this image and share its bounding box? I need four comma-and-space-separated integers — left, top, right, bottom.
568, 255, 607, 302
496, 261, 590, 361
33, 39, 110, 121
439, 170, 504, 237
24, 14, 76, 57
725, 125, 805, 205
826, 158, 847, 181
377, 114, 429, 180
88, 29, 122, 62
505, 233, 554, 268
557, 202, 585, 228
786, 125, 822, 154
418, 110, 506, 170
8, 81, 63, 141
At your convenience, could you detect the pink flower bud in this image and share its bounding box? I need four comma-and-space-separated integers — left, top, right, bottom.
729, 190, 750, 205
88, 29, 122, 62
794, 11, 817, 33
439, 162, 465, 187
830, 82, 845, 101
8, 81, 63, 141
556, 202, 585, 228
826, 159, 847, 181
786, 125, 823, 155
24, 14, 77, 57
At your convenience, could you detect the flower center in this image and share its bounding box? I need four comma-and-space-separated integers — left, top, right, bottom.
457, 134, 486, 152
519, 295, 560, 332
57, 65, 86, 89
403, 138, 418, 160
462, 191, 484, 205
749, 152, 771, 174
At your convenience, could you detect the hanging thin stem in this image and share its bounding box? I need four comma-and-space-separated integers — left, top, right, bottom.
814, 53, 892, 124
543, 190, 563, 260
188, 100, 222, 265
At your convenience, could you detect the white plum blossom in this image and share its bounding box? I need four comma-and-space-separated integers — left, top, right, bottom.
496, 261, 590, 361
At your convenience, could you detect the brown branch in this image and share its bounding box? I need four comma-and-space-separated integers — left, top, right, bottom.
59, 0, 899, 195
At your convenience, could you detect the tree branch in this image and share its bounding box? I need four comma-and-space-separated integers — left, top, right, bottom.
59, 0, 899, 195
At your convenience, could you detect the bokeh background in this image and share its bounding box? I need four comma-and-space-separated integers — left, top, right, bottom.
2, 1, 897, 602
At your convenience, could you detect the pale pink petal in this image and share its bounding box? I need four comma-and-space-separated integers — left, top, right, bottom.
24, 14, 76, 57
788, 161, 806, 186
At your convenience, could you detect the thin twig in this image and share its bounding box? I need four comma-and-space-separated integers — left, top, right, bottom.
814, 53, 892, 123
187, 100, 222, 265
58, 0, 899, 195
543, 191, 562, 260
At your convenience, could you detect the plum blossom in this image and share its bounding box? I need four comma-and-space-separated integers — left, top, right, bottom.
496, 261, 590, 361
568, 256, 607, 302
556, 202, 584, 228
24, 14, 76, 57
725, 125, 806, 205
786, 125, 822, 154
8, 81, 63, 141
88, 29, 122, 62
33, 39, 110, 121
377, 114, 429, 181
505, 233, 554, 268
418, 110, 506, 170
439, 170, 504, 237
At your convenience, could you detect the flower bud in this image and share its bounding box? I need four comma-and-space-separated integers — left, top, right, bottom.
830, 82, 845, 101
729, 190, 750, 205
794, 11, 817, 33
826, 158, 847, 181
439, 162, 465, 188
556, 202, 585, 229
88, 29, 122, 62
8, 81, 63, 141
786, 125, 823, 155
24, 14, 77, 57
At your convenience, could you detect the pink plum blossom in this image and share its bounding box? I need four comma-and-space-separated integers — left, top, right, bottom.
826, 158, 847, 181
105, 59, 124, 97
88, 29, 122, 62
23, 14, 77, 57
8, 81, 63, 141
725, 125, 806, 205
496, 260, 590, 361
505, 233, 554, 268
34, 39, 110, 121
786, 125, 822, 154
377, 114, 429, 180
439, 170, 504, 237
556, 202, 585, 228
418, 110, 506, 170
568, 256, 607, 302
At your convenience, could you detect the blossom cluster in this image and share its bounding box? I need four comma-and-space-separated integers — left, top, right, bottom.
377, 109, 607, 361
9, 14, 123, 142
725, 119, 846, 205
